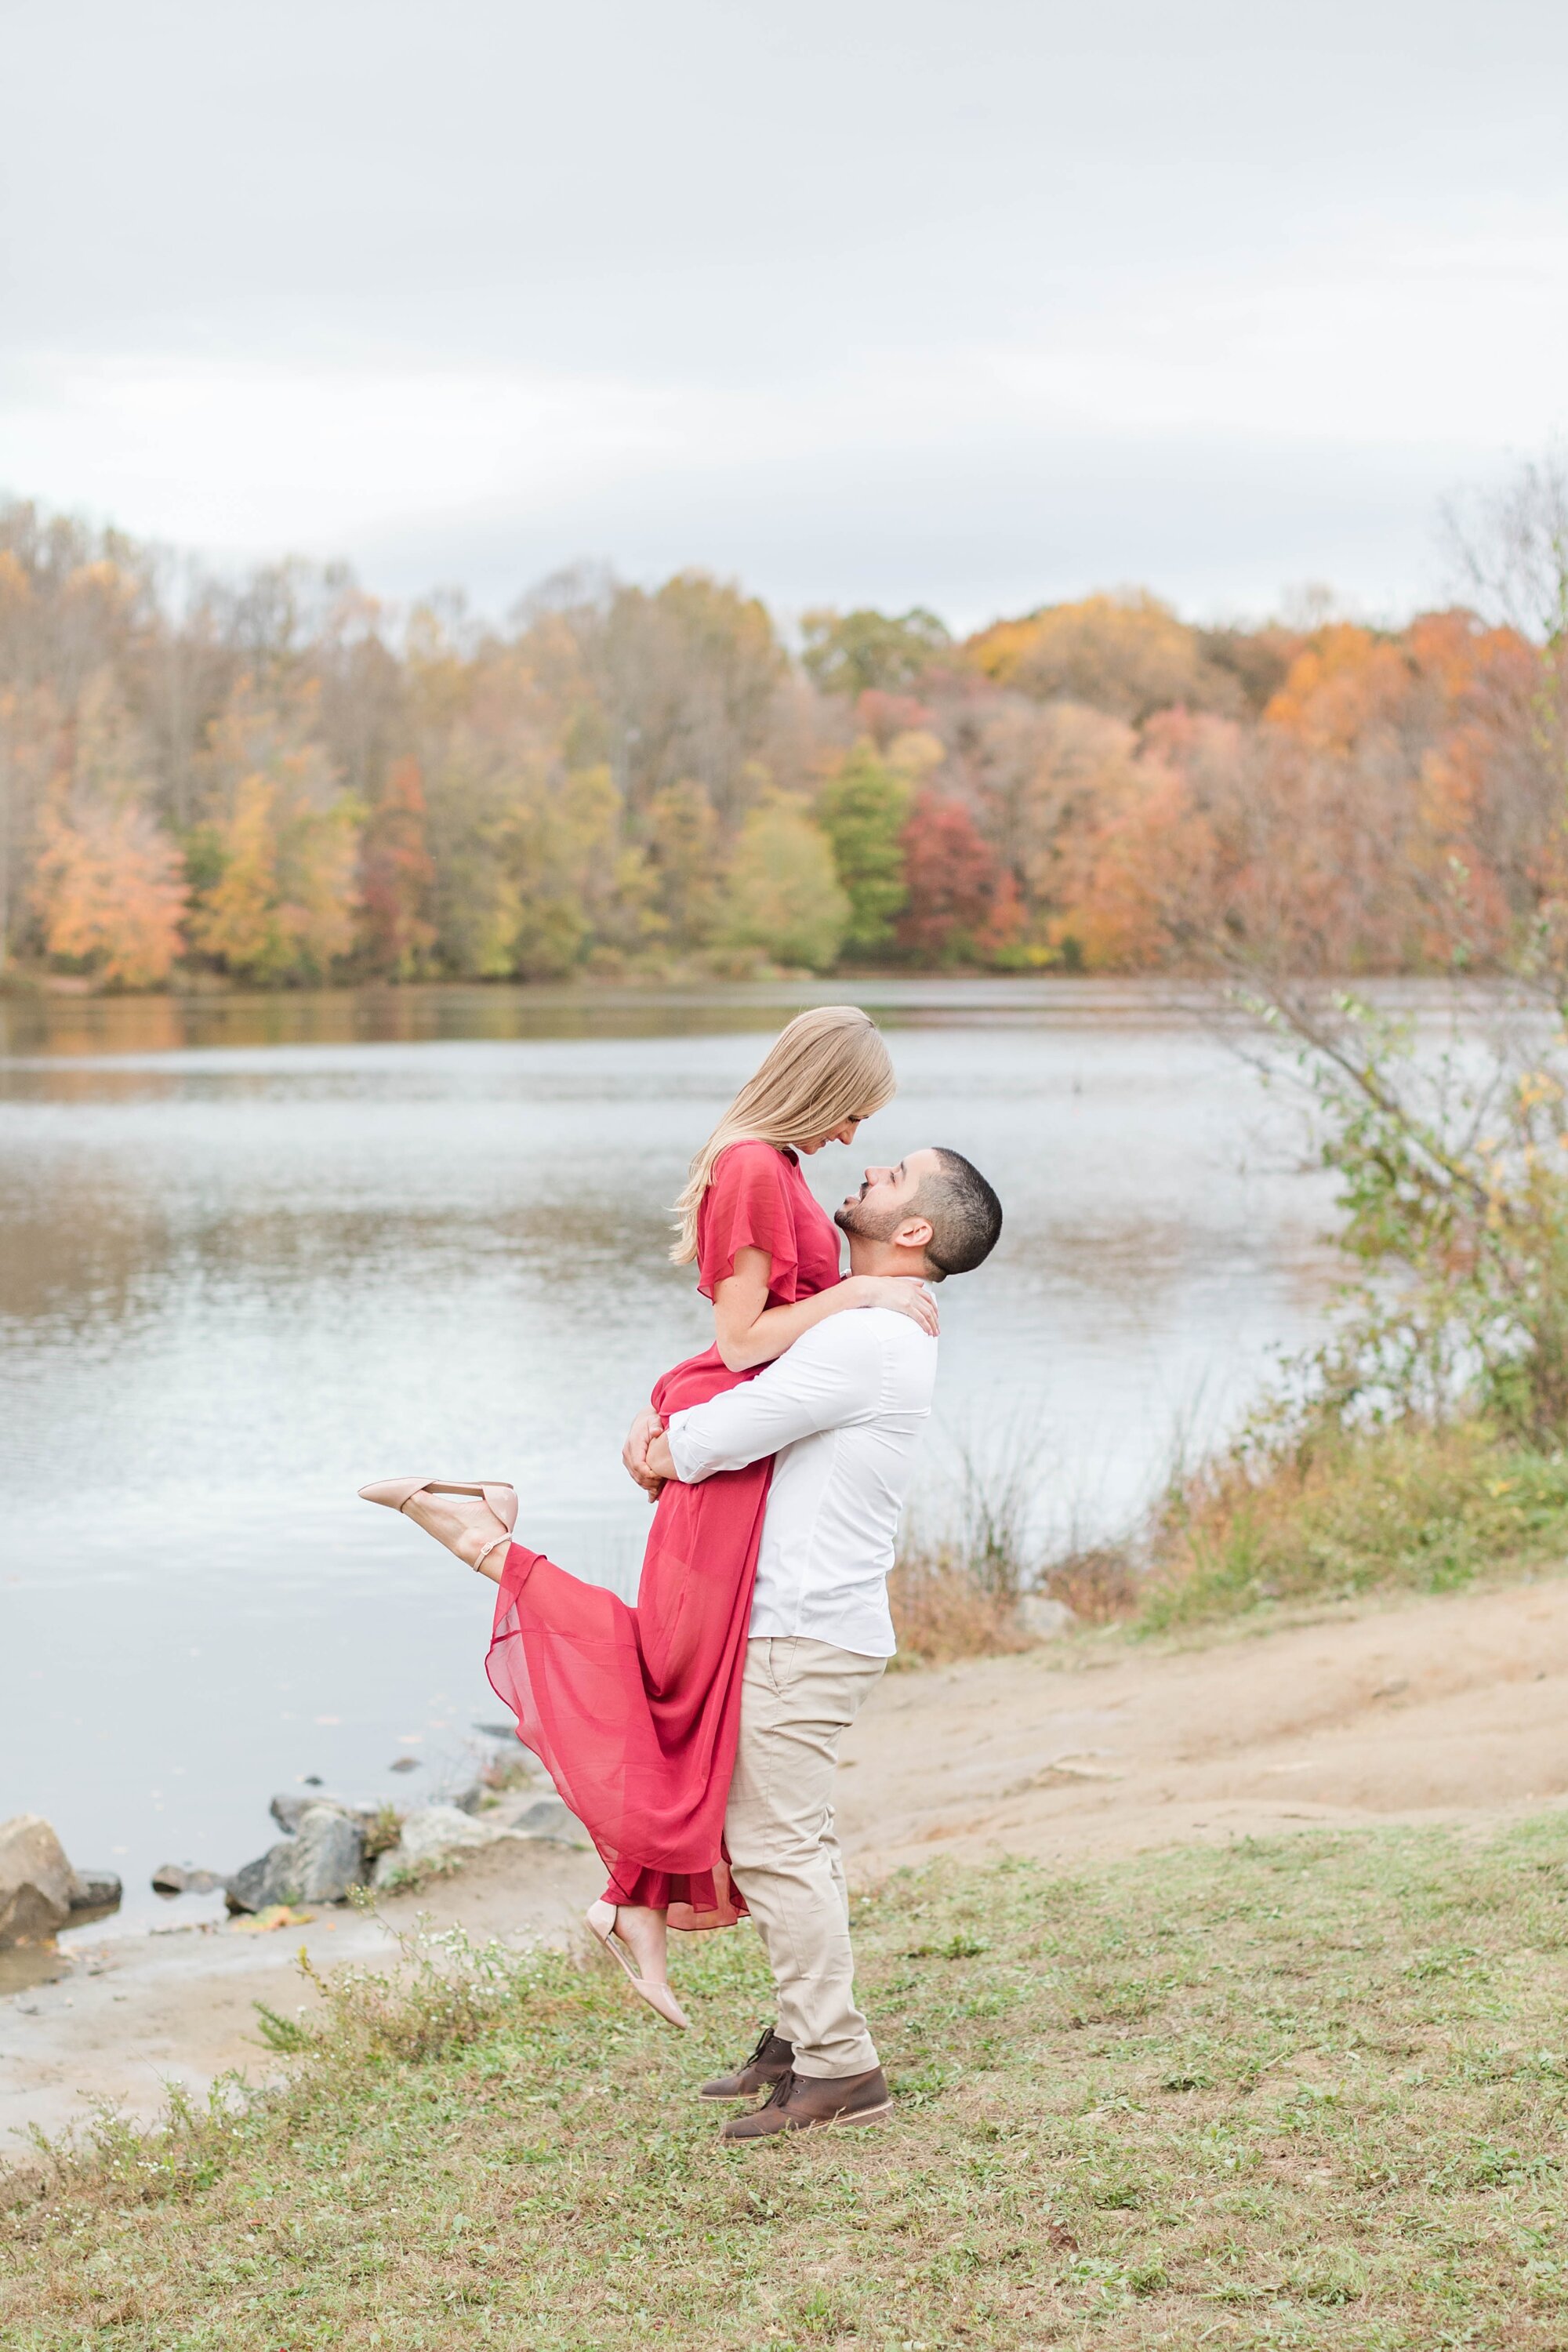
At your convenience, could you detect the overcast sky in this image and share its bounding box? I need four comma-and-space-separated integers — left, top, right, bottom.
3, 0, 1566, 630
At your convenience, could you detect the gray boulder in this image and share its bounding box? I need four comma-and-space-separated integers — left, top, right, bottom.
0, 1815, 80, 1945
395, 1803, 494, 1864
268, 1791, 381, 1835
291, 1806, 365, 1900
225, 1841, 299, 1915
69, 1869, 122, 1912
372, 1802, 494, 1887
225, 1807, 367, 1913
513, 1796, 590, 1849
151, 1863, 222, 1896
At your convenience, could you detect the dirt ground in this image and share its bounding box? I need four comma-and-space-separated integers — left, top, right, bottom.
5, 1570, 1567, 2162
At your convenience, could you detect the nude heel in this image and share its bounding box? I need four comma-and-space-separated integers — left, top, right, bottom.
584, 1900, 690, 2031
358, 1479, 518, 1573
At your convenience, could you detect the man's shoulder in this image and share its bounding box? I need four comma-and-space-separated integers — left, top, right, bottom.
786, 1305, 931, 1369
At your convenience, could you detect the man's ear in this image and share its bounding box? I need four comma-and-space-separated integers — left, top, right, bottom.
896, 1214, 935, 1254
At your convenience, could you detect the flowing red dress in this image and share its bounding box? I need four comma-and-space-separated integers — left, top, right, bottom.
485, 1142, 844, 1930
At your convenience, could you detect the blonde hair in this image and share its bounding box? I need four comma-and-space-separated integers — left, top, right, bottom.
670, 1006, 896, 1265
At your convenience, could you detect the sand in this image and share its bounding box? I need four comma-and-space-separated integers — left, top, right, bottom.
5, 1571, 1567, 2163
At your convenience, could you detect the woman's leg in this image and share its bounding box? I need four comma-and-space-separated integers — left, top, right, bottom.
598, 1902, 670, 1984
399, 1490, 513, 1582
404, 1493, 680, 1990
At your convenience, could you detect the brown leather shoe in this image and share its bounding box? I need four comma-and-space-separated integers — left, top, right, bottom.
720, 2066, 891, 2140
700, 2026, 795, 2100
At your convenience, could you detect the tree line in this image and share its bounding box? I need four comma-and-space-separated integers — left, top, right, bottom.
1, 477, 1563, 990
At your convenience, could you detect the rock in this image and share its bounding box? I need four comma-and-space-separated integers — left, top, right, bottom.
444, 1777, 486, 1817
290, 1806, 365, 1901
268, 1790, 379, 1835
225, 1842, 299, 1915
1019, 1595, 1078, 1639
225, 1809, 366, 1914
397, 1804, 494, 1863
388, 1756, 421, 1774
68, 1870, 122, 1912
151, 1863, 222, 1896
512, 1796, 590, 1849
371, 1803, 499, 1887
0, 1816, 79, 1945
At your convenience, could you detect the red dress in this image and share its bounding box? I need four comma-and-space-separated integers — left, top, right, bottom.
485, 1143, 844, 1929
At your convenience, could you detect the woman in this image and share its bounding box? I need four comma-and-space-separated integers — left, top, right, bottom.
361, 1006, 936, 2027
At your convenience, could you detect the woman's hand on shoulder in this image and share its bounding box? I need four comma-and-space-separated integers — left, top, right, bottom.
847, 1273, 939, 1338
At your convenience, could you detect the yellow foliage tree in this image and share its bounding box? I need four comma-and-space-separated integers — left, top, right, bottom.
720, 798, 848, 971
188, 680, 360, 983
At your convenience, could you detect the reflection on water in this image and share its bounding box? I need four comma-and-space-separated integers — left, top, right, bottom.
0, 980, 1339, 1931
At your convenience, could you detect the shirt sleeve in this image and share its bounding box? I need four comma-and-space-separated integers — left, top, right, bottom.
666, 1315, 883, 1480
696, 1143, 800, 1303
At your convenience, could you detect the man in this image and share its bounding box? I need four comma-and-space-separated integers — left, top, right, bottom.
633, 1145, 1003, 2140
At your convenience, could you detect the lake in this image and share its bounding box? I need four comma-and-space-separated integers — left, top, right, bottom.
0, 978, 1340, 1932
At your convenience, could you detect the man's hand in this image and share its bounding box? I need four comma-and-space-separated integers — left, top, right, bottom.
622, 1408, 666, 1500
644, 1427, 677, 1486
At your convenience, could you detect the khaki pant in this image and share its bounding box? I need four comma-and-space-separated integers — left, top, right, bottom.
724, 1635, 887, 2078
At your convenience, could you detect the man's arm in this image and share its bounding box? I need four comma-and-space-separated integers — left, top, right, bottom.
651, 1316, 886, 1485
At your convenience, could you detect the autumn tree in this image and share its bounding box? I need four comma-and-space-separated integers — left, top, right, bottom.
27, 675, 186, 986
643, 778, 721, 946
359, 754, 436, 976
187, 679, 359, 984
32, 795, 187, 986
720, 799, 849, 971
898, 791, 996, 964
967, 591, 1242, 721
800, 607, 951, 699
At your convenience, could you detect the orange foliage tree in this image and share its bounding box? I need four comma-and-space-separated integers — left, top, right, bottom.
32, 793, 187, 985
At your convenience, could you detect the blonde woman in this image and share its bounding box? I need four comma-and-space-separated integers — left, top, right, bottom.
361, 1007, 935, 2025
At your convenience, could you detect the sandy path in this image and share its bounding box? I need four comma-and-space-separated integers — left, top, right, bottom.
838, 1573, 1568, 1871
5, 1572, 1567, 2165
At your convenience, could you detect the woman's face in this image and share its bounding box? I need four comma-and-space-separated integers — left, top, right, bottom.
797, 1113, 869, 1156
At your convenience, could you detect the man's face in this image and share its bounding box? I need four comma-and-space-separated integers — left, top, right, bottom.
834, 1147, 940, 1241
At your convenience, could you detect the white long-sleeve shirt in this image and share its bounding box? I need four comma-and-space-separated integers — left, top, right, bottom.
663, 1307, 936, 1658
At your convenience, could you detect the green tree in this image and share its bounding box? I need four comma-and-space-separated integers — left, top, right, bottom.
815, 740, 911, 954
800, 607, 950, 699
720, 799, 849, 971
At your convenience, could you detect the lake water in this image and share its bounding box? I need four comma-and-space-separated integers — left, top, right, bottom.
0, 978, 1341, 1932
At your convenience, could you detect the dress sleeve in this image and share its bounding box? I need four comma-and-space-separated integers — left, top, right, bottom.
696, 1144, 800, 1304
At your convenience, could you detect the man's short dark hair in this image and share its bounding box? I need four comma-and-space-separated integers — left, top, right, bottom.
916, 1148, 1003, 1279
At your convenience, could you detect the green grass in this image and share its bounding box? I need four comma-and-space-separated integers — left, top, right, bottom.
9, 1818, 1568, 2347
1137, 1417, 1568, 1633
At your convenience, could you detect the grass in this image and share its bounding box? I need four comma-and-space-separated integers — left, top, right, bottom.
893, 1414, 1568, 1659
1138, 1417, 1568, 1635
9, 1817, 1568, 2347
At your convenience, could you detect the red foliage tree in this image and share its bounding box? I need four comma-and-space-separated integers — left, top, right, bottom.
360, 755, 436, 975
897, 789, 997, 963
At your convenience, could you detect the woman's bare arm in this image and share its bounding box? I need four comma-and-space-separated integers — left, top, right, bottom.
712, 1246, 937, 1372
621, 1247, 939, 1494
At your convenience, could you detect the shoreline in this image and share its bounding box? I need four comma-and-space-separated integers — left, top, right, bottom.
9, 1566, 1568, 2164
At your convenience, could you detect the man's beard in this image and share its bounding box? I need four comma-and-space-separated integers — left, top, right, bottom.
835, 1192, 906, 1242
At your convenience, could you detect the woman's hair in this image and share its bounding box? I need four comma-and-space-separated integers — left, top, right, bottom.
670, 1005, 896, 1264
